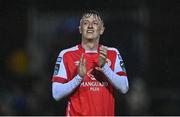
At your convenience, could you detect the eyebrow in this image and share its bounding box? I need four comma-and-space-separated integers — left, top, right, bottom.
81, 17, 101, 23
82, 19, 99, 22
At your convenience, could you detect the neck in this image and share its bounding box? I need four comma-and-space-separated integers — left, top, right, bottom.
81, 38, 99, 51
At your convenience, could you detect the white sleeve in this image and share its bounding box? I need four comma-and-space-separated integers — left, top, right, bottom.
52, 51, 68, 83
52, 75, 83, 101
53, 51, 67, 78
102, 63, 129, 94
114, 49, 127, 74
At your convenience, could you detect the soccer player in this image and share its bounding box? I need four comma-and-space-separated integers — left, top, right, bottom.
51, 10, 129, 116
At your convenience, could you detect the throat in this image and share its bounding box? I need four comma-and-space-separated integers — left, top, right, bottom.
82, 42, 99, 52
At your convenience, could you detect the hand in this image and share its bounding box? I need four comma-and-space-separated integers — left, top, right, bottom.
98, 45, 107, 67
78, 54, 87, 78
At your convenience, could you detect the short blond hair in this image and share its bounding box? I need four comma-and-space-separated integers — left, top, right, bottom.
80, 10, 104, 25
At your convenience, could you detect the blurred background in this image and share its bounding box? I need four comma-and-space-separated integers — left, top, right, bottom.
0, 0, 179, 115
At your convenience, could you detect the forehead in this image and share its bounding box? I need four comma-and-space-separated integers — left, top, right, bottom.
81, 13, 102, 22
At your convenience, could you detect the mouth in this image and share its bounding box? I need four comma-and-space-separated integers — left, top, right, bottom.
87, 30, 94, 33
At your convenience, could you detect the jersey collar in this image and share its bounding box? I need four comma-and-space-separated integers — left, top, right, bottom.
78, 44, 101, 53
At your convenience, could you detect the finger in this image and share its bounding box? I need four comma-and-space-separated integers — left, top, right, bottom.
98, 54, 106, 67
79, 54, 84, 65
100, 46, 107, 54
100, 49, 107, 54
100, 45, 108, 51
99, 54, 106, 59
83, 56, 86, 66
99, 50, 107, 57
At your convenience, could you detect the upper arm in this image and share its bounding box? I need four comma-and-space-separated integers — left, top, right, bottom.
114, 49, 127, 76
52, 51, 68, 83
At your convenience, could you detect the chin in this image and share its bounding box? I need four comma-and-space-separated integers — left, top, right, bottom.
86, 37, 94, 40
85, 36, 95, 40
83, 35, 98, 41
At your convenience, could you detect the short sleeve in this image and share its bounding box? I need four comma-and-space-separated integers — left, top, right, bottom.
114, 49, 127, 76
52, 51, 68, 83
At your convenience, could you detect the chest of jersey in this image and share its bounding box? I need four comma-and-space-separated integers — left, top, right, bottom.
64, 51, 115, 92
65, 51, 115, 115
65, 52, 113, 79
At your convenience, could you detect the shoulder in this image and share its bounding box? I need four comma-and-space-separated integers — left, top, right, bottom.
107, 46, 124, 61
58, 45, 78, 57
106, 46, 120, 54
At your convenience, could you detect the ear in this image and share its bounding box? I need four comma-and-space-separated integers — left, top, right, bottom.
79, 26, 82, 34
100, 26, 105, 35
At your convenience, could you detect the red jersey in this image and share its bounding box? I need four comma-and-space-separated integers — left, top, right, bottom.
52, 44, 127, 116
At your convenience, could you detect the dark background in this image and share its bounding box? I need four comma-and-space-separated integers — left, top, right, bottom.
0, 0, 179, 115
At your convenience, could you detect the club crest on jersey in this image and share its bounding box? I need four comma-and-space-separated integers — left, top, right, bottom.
106, 58, 111, 66
53, 64, 60, 75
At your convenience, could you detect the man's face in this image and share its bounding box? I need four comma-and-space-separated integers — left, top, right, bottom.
79, 14, 104, 40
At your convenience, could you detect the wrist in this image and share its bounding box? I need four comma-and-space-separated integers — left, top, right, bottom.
76, 74, 84, 81
102, 63, 110, 73
99, 62, 105, 68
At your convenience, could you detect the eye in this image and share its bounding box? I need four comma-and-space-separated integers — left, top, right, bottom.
93, 22, 98, 25
83, 21, 88, 25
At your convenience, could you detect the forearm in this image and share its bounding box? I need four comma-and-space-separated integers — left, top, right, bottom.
102, 63, 129, 94
52, 75, 83, 101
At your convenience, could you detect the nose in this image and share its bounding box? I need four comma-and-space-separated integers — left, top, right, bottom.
88, 23, 93, 29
